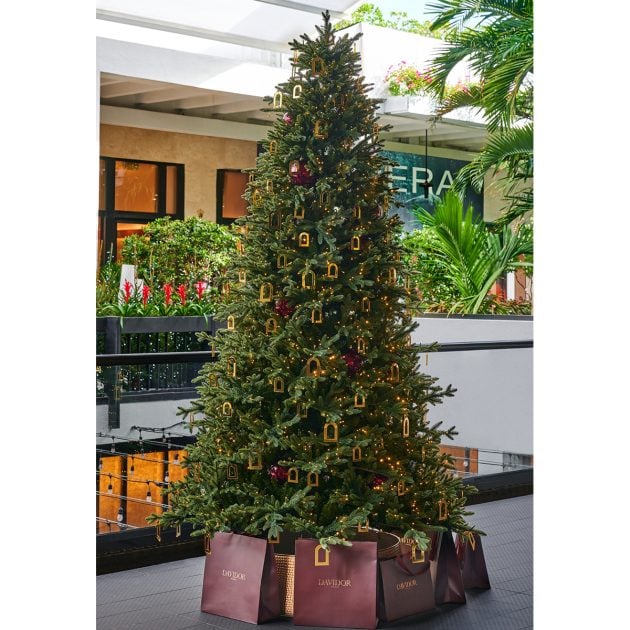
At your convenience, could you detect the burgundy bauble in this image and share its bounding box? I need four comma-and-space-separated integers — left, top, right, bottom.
342, 348, 363, 376
289, 160, 317, 186
369, 473, 388, 489
269, 464, 288, 482
283, 112, 293, 125
275, 298, 295, 318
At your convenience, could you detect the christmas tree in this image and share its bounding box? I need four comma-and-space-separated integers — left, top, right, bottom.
158, 12, 475, 552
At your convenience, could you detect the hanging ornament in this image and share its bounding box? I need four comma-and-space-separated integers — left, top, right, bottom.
227, 357, 237, 377
314, 120, 326, 139
326, 262, 339, 278
357, 337, 366, 353
438, 498, 449, 521
361, 296, 371, 312
301, 270, 317, 289
265, 318, 278, 334
283, 112, 293, 125
323, 422, 339, 443
353, 205, 362, 219
269, 140, 278, 155
354, 391, 367, 408
227, 315, 235, 330
287, 467, 299, 484
306, 471, 319, 487
342, 348, 363, 377
388, 268, 397, 284
369, 473, 388, 490
390, 363, 400, 382
350, 235, 361, 250
248, 452, 263, 470
311, 56, 325, 75
252, 190, 262, 207
293, 206, 305, 219
298, 232, 310, 247
277, 253, 289, 268
238, 270, 246, 284
222, 402, 233, 416
289, 160, 316, 186
352, 446, 362, 462
296, 401, 308, 418
397, 480, 407, 496
311, 305, 323, 324
306, 357, 322, 377
268, 464, 288, 482
259, 283, 274, 303
402, 415, 410, 438
227, 464, 239, 480
272, 92, 283, 109
292, 84, 302, 99
274, 298, 295, 318
273, 377, 285, 393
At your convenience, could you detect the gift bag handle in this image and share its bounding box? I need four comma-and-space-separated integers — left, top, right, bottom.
394, 548, 430, 576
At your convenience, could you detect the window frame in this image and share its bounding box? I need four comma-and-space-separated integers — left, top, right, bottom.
98, 156, 185, 265
216, 168, 251, 226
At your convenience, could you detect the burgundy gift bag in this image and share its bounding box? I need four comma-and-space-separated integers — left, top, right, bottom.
377, 544, 436, 622
455, 532, 491, 590
294, 539, 378, 629
430, 531, 466, 605
201, 532, 281, 624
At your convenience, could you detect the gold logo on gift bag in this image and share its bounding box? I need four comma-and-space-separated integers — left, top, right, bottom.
314, 544, 330, 566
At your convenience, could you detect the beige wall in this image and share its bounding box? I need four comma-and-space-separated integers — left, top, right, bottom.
99, 124, 257, 222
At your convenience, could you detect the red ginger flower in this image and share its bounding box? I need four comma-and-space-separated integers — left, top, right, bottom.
163, 283, 172, 306
142, 285, 150, 306
195, 281, 205, 300
123, 280, 133, 303
177, 284, 186, 305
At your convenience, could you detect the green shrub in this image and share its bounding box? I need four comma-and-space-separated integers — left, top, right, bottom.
96, 217, 236, 316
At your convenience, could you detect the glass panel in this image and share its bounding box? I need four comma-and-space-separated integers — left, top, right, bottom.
115, 222, 148, 262
99, 159, 107, 210
114, 161, 158, 213
221, 171, 249, 219
166, 165, 178, 215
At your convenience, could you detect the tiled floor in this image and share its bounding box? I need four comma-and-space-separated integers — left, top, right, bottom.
97, 495, 532, 630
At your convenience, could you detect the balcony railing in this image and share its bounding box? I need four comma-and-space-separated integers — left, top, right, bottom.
96, 316, 533, 572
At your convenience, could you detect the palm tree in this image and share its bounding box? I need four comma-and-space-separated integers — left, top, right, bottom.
411, 190, 533, 313
425, 0, 533, 227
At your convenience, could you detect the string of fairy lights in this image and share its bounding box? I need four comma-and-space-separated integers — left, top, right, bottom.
96, 427, 193, 533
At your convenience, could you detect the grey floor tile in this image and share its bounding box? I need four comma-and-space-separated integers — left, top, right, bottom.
97, 495, 533, 630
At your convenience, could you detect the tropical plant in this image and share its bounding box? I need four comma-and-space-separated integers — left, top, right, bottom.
425, 0, 533, 226
96, 217, 236, 316
334, 3, 450, 38
120, 216, 236, 289
406, 190, 532, 314
385, 61, 433, 96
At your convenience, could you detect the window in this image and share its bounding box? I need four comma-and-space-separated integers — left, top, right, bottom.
98, 157, 184, 266
216, 169, 249, 224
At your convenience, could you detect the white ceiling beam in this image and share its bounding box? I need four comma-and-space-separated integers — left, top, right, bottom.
101, 105, 271, 142
101, 80, 175, 99
205, 99, 267, 115
253, 0, 346, 18
177, 94, 256, 111
96, 9, 290, 53
134, 86, 214, 105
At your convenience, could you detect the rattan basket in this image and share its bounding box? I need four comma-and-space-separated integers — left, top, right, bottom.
274, 530, 401, 617
275, 553, 296, 617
